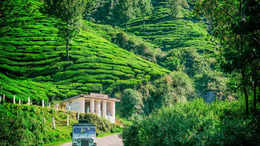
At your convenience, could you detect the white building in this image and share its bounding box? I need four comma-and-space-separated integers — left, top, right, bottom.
62, 93, 120, 123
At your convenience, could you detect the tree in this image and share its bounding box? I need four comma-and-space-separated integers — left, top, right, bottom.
120, 89, 144, 118
44, 0, 89, 60
168, 0, 189, 18
84, 0, 153, 25
193, 0, 260, 114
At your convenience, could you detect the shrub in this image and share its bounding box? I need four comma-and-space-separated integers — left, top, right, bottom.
120, 89, 144, 118
123, 99, 259, 146
80, 113, 115, 134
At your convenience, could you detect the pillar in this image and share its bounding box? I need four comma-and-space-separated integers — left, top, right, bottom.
96, 100, 101, 116
19, 99, 21, 105
80, 99, 85, 113
111, 102, 115, 123
56, 104, 59, 110
13, 95, 16, 104
90, 99, 95, 113
28, 97, 30, 105
102, 100, 107, 118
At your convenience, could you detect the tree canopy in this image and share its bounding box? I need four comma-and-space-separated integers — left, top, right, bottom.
193, 0, 260, 113
44, 0, 89, 59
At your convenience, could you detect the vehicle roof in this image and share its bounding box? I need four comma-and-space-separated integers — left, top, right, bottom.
73, 123, 96, 127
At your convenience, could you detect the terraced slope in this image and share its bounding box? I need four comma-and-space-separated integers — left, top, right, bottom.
126, 1, 216, 53
0, 0, 169, 102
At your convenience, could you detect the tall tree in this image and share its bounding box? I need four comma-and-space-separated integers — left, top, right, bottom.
44, 0, 89, 60
168, 0, 189, 18
193, 0, 260, 114
84, 0, 153, 25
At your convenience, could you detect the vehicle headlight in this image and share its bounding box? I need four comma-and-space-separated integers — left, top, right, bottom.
90, 137, 95, 143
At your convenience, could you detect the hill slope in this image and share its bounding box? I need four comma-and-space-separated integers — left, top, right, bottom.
0, 0, 169, 102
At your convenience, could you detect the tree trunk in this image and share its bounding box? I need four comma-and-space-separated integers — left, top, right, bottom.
253, 81, 257, 112
253, 68, 257, 112
242, 71, 249, 114
66, 39, 70, 60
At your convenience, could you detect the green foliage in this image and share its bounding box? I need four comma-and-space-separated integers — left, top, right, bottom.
0, 103, 118, 145
0, 103, 77, 145
127, 71, 195, 115
0, 0, 168, 101
194, 71, 227, 97
167, 0, 189, 18
123, 99, 260, 146
44, 0, 88, 59
193, 0, 260, 113
120, 89, 144, 118
149, 72, 194, 107
80, 113, 116, 134
85, 0, 153, 25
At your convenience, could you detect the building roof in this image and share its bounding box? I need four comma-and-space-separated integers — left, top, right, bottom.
62, 93, 120, 103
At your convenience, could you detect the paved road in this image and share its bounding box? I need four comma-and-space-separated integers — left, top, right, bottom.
61, 134, 123, 146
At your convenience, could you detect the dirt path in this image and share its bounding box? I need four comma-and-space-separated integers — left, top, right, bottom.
61, 134, 123, 146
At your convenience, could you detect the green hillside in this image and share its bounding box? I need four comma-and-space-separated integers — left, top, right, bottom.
0, 103, 118, 145
0, 0, 169, 102
118, 0, 225, 97
126, 1, 216, 52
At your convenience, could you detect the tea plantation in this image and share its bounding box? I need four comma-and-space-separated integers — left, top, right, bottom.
0, 0, 169, 102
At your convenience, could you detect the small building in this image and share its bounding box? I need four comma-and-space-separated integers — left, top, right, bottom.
62, 93, 120, 123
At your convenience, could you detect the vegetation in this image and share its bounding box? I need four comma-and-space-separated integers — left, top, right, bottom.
120, 89, 144, 118
0, 0, 259, 145
0, 103, 118, 145
193, 0, 260, 113
0, 0, 168, 102
44, 0, 88, 59
85, 0, 153, 25
0, 103, 77, 145
123, 99, 260, 146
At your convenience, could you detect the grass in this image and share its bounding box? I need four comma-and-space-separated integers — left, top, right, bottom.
43, 138, 71, 146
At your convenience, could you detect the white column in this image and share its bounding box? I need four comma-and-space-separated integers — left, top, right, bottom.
111, 102, 115, 123
56, 104, 59, 110
19, 99, 21, 105
27, 97, 30, 105
80, 99, 85, 113
96, 100, 101, 116
90, 99, 95, 113
13, 95, 16, 104
102, 100, 107, 118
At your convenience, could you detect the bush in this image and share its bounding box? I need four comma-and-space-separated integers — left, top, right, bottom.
120, 89, 144, 118
122, 99, 259, 146
80, 113, 115, 134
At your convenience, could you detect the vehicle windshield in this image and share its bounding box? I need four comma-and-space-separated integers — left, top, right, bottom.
73, 127, 96, 135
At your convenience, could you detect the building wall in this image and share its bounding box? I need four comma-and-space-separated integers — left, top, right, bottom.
68, 100, 85, 113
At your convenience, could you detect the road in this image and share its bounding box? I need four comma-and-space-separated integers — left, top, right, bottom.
61, 134, 123, 146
